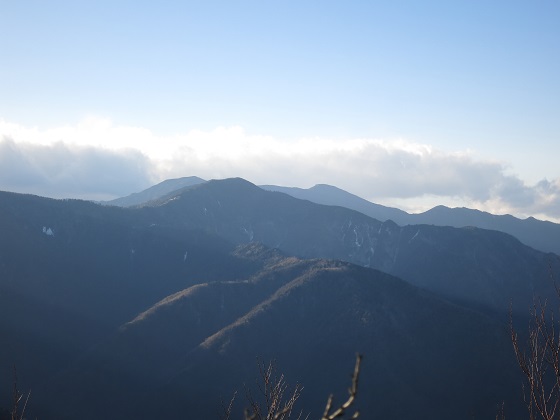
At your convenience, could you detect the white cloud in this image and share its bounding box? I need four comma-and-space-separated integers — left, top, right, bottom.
1, 117, 559, 222
0, 135, 153, 200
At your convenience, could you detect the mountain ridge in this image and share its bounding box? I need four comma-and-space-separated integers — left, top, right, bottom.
43, 249, 524, 419
110, 176, 560, 254
131, 178, 559, 317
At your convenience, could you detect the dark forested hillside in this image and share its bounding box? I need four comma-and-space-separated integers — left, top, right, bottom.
0, 191, 252, 415
0, 180, 554, 419
41, 245, 524, 419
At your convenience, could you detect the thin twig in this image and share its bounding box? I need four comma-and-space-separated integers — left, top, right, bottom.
321, 354, 362, 420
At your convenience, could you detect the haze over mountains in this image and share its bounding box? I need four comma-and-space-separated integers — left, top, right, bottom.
2, 176, 559, 418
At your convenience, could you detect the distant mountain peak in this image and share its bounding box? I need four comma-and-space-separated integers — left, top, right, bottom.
207, 177, 258, 188
104, 176, 206, 207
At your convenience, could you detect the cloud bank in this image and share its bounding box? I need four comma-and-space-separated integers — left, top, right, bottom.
0, 135, 152, 200
0, 117, 558, 221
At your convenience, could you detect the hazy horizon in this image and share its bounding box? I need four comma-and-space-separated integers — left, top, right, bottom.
1, 1, 559, 221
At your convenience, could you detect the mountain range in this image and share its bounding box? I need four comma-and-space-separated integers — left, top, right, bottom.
116, 178, 560, 317
108, 177, 560, 255
2, 177, 558, 419
260, 183, 560, 255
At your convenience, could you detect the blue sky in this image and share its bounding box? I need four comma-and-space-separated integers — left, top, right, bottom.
1, 1, 559, 221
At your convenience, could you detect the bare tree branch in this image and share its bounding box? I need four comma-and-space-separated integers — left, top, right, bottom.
511, 297, 560, 420
244, 359, 305, 420
321, 354, 362, 420
220, 390, 237, 420
10, 366, 30, 420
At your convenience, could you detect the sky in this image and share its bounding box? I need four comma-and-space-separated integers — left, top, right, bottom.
1, 1, 559, 221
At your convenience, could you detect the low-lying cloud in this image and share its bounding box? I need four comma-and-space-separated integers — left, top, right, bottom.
1, 117, 558, 221
0, 136, 153, 200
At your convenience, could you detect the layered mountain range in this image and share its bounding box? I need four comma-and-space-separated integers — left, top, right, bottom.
1, 177, 558, 419
107, 176, 560, 255
112, 178, 560, 317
